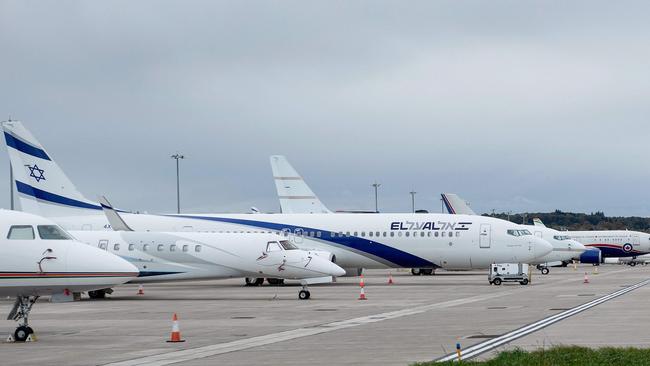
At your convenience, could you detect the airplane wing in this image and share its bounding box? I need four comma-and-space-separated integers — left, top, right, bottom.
441, 193, 477, 215
99, 196, 133, 231
270, 155, 331, 214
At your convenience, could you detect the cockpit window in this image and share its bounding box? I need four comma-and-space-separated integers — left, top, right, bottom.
7, 225, 35, 240
266, 241, 282, 252
279, 240, 299, 250
37, 225, 72, 240
553, 235, 570, 241
507, 229, 532, 237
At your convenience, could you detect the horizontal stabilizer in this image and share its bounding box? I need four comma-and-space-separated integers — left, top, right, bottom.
99, 196, 133, 231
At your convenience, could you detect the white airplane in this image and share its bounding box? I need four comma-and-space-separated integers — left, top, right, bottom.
441, 194, 587, 274
441, 193, 650, 263
71, 197, 345, 300
531, 218, 650, 261
270, 155, 331, 214
1, 121, 554, 275
0, 209, 137, 341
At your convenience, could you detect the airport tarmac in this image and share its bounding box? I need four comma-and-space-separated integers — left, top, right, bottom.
1, 264, 648, 366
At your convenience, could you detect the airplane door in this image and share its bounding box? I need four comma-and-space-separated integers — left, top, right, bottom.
479, 224, 491, 248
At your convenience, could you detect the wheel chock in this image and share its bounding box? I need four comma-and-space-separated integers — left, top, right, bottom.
5, 334, 14, 343
25, 333, 36, 342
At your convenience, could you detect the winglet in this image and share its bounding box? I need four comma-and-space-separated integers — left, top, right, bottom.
99, 196, 133, 231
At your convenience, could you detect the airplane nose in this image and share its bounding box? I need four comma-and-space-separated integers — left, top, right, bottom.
309, 256, 346, 277
67, 241, 138, 283
534, 238, 553, 258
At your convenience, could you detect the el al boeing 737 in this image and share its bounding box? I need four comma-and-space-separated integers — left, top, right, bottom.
1, 121, 554, 275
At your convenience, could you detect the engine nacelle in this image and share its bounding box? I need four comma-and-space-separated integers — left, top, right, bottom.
579, 248, 602, 264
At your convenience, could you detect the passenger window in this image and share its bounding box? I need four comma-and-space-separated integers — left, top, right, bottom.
113, 243, 120, 251
98, 240, 108, 250
376, 232, 380, 237
354, 232, 358, 236
427, 232, 432, 237
398, 232, 402, 237
383, 232, 387, 237
143, 244, 149, 251
435, 232, 439, 237
361, 232, 366, 237
157, 244, 164, 251
195, 245, 201, 252
266, 241, 282, 252
182, 245, 189, 252
7, 225, 35, 240
448, 232, 453, 237
390, 232, 395, 237
405, 232, 410, 237
170, 244, 176, 252
369, 232, 373, 237
128, 244, 135, 251
346, 231, 351, 237
421, 232, 425, 237
442, 232, 446, 237
456, 232, 461, 237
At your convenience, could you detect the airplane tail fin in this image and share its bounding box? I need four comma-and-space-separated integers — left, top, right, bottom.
270, 155, 331, 213
532, 218, 547, 227
1, 120, 101, 217
441, 193, 477, 215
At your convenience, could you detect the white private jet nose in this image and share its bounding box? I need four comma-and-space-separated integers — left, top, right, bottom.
305, 255, 346, 277
65, 241, 138, 290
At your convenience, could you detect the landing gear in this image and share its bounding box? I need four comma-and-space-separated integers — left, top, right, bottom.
245, 278, 265, 286
411, 268, 421, 276
629, 261, 637, 267
411, 268, 434, 276
88, 289, 106, 299
422, 268, 434, 276
541, 267, 549, 275
7, 296, 38, 342
266, 278, 285, 286
298, 285, 311, 300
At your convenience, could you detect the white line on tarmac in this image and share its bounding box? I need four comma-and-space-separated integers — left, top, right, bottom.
435, 277, 650, 362
103, 291, 511, 366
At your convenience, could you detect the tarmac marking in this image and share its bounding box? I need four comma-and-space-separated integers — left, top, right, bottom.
103, 291, 512, 366
435, 277, 650, 362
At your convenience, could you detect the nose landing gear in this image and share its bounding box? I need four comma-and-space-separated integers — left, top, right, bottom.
7, 296, 38, 342
298, 285, 311, 300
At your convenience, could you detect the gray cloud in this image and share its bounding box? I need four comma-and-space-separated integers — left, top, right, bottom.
1, 1, 650, 216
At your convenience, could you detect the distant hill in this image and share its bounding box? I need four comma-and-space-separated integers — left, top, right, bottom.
483, 210, 650, 232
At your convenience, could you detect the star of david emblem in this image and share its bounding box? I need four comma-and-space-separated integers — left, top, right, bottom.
27, 164, 46, 182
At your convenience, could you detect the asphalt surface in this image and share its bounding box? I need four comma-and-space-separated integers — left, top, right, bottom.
1, 264, 647, 365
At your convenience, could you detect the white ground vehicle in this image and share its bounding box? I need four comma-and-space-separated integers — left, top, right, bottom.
488, 263, 529, 286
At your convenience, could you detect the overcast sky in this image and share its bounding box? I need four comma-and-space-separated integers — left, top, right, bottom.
1, 1, 650, 216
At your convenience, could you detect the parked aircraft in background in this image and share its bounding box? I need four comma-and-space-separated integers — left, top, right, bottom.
1, 121, 554, 276
0, 210, 137, 341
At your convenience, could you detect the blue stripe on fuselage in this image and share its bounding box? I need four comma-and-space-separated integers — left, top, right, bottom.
171, 215, 435, 268
588, 245, 647, 258
4, 132, 51, 160
15, 181, 102, 210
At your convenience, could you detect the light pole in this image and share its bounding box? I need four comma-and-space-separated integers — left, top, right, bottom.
371, 182, 381, 213
409, 190, 416, 213
170, 153, 185, 214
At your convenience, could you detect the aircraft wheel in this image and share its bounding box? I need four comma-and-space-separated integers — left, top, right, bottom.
14, 326, 30, 342
299, 290, 310, 300
520, 279, 529, 285
88, 290, 106, 299
422, 269, 433, 276
411, 268, 421, 276
629, 262, 637, 267
541, 268, 550, 275
492, 278, 502, 286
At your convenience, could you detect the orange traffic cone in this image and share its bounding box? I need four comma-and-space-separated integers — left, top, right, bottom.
583, 272, 589, 284
358, 286, 367, 300
137, 284, 144, 295
167, 313, 185, 343
358, 275, 367, 300
388, 272, 394, 285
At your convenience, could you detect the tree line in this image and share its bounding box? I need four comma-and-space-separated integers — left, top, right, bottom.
483, 210, 650, 232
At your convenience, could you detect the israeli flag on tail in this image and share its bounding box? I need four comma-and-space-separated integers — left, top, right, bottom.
270, 155, 331, 214
2, 120, 102, 218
